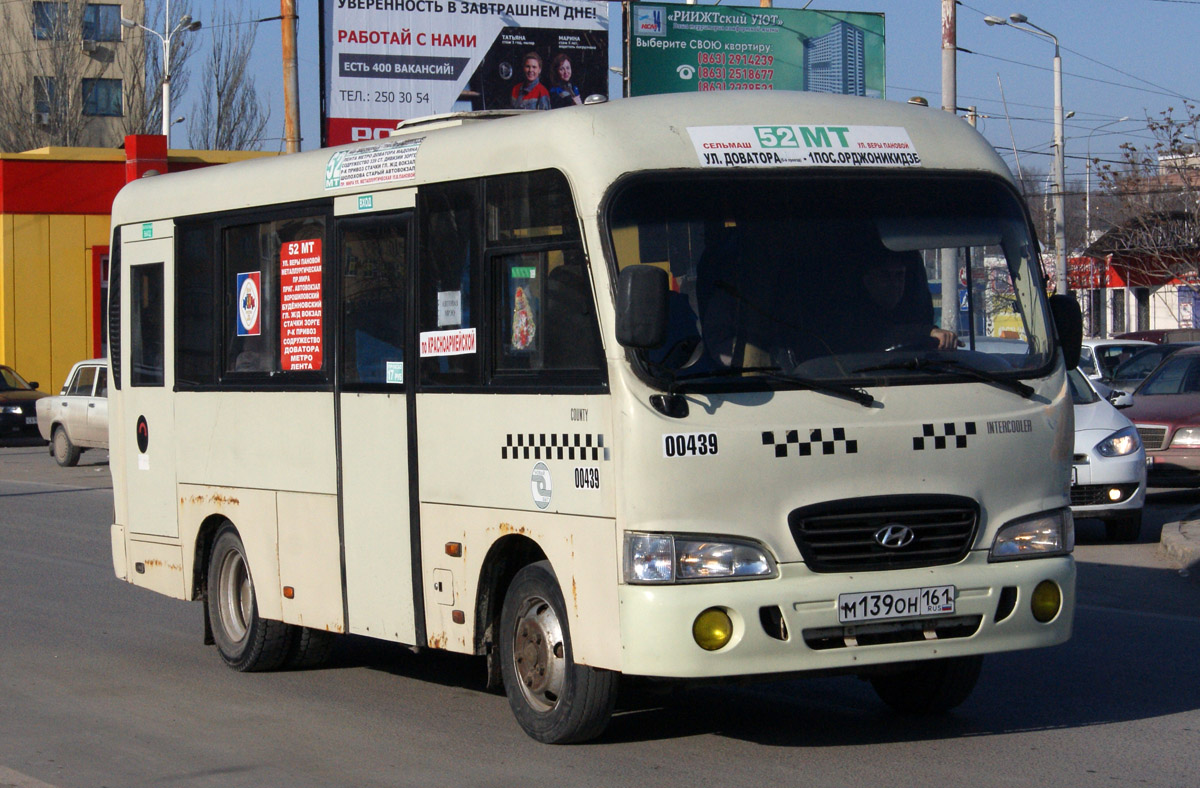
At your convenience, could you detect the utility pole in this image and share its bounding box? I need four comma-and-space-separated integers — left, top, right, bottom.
281, 0, 301, 153
940, 0, 960, 332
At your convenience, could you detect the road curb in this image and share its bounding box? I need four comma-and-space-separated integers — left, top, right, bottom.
1159, 512, 1200, 571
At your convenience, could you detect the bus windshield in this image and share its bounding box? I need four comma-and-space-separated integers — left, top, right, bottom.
608, 174, 1053, 390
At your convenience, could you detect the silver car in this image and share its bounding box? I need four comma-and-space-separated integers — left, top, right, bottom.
36, 359, 108, 466
1069, 368, 1146, 541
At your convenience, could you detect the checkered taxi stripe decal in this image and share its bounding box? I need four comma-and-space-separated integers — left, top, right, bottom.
762, 428, 858, 458
502, 433, 610, 461
913, 422, 977, 450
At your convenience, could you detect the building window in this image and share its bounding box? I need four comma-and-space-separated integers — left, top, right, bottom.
82, 78, 122, 116
83, 4, 121, 41
34, 76, 56, 114
32, 2, 64, 40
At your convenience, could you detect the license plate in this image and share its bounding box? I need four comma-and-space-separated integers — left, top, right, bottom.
838, 585, 956, 624
25, 416, 36, 425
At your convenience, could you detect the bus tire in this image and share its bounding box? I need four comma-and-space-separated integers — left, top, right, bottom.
285, 627, 336, 669
51, 427, 81, 467
870, 655, 983, 715
207, 525, 292, 672
499, 560, 618, 744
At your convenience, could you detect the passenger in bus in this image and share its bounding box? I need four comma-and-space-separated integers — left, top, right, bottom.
511, 52, 550, 111
854, 251, 957, 352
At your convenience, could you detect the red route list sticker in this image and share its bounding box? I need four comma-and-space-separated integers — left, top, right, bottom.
280, 239, 323, 371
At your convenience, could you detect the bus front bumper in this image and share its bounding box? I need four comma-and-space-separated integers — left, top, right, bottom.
615, 552, 1074, 679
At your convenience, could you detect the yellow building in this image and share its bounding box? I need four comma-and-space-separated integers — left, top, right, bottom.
0, 137, 273, 393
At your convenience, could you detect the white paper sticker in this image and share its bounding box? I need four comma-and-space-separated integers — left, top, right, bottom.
324, 137, 423, 189
437, 290, 462, 327
531, 462, 552, 509
138, 454, 150, 470
688, 125, 921, 169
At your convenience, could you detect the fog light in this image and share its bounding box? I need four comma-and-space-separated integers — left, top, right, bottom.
1030, 580, 1062, 623
693, 607, 733, 651
1107, 488, 1122, 502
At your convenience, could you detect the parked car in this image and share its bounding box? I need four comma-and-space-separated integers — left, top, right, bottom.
36, 358, 108, 466
1068, 369, 1145, 541
0, 364, 48, 439
1114, 345, 1200, 488
1105, 343, 1200, 396
1114, 328, 1200, 344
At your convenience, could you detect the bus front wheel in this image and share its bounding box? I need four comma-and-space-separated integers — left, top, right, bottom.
499, 561, 618, 743
207, 525, 292, 672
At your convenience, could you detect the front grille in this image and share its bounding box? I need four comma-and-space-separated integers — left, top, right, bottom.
1070, 483, 1140, 506
1137, 425, 1168, 451
788, 495, 979, 573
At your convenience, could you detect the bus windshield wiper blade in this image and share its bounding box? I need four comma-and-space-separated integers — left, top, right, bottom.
669, 367, 873, 407
853, 357, 1035, 399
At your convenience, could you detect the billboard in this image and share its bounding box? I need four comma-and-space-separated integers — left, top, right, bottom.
628, 3, 884, 98
321, 1, 610, 147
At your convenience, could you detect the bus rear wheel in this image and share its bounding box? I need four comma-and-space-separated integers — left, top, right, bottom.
499, 561, 618, 744
207, 525, 292, 672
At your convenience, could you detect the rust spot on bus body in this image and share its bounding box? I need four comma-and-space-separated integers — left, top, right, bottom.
496, 522, 530, 536
180, 493, 240, 506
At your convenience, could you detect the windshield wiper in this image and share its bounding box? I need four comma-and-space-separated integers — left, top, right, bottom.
853, 357, 1035, 399
665, 366, 874, 407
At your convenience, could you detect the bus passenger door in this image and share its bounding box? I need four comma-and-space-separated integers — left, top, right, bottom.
336, 209, 416, 644
120, 231, 178, 539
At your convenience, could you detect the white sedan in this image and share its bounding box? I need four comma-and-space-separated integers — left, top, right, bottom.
35, 359, 108, 466
1068, 368, 1146, 541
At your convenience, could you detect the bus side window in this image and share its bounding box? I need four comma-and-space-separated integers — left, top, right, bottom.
418, 181, 480, 386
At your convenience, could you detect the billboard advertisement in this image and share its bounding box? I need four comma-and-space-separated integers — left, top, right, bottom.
321, 1, 610, 147
628, 3, 884, 98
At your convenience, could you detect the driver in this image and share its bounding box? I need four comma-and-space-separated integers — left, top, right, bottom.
857, 251, 957, 351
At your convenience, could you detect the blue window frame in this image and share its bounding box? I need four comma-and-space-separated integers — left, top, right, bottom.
83, 4, 121, 41
32, 2, 64, 39
34, 77, 56, 114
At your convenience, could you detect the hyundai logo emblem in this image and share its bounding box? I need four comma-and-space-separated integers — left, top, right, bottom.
874, 524, 915, 549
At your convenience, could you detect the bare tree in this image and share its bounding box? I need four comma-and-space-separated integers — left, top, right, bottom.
187, 4, 270, 150
1092, 102, 1200, 291
0, 1, 126, 151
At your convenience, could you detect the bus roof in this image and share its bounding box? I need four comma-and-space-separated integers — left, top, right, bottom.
110, 91, 1012, 226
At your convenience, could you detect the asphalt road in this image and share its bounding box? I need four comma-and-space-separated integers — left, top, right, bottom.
1, 439, 1198, 788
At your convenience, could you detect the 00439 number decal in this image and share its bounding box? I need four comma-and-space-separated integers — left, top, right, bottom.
662, 433, 719, 458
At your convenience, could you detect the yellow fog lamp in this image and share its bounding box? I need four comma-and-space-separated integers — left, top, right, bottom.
1030, 580, 1062, 623
693, 607, 733, 651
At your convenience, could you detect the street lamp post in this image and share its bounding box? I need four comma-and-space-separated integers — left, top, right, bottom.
121, 0, 201, 147
985, 13, 1068, 296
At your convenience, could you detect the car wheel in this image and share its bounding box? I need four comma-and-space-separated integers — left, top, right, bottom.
206, 524, 293, 672
870, 655, 983, 714
51, 426, 81, 467
1105, 510, 1143, 542
499, 561, 619, 743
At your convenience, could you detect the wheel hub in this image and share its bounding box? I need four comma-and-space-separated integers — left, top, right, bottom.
511, 597, 566, 711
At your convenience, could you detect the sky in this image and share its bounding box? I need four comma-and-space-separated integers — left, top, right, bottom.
203, 0, 1200, 190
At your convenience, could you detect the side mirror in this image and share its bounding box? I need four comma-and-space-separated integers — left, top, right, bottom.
1048, 294, 1083, 369
615, 265, 669, 349
30, 382, 39, 390
1111, 391, 1134, 409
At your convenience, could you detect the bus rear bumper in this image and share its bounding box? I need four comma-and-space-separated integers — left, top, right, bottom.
615, 553, 1074, 679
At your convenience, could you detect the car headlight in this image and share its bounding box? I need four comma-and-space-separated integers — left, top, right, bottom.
989, 509, 1074, 562
1095, 426, 1141, 457
1171, 427, 1200, 448
623, 533, 778, 583
1, 406, 23, 415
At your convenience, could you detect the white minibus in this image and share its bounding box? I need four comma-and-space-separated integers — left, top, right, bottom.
108, 91, 1082, 743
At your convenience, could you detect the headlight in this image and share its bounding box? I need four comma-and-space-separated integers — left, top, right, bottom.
1171, 427, 1200, 448
1095, 426, 1141, 457
989, 509, 1074, 561
624, 533, 777, 583
1, 406, 23, 415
